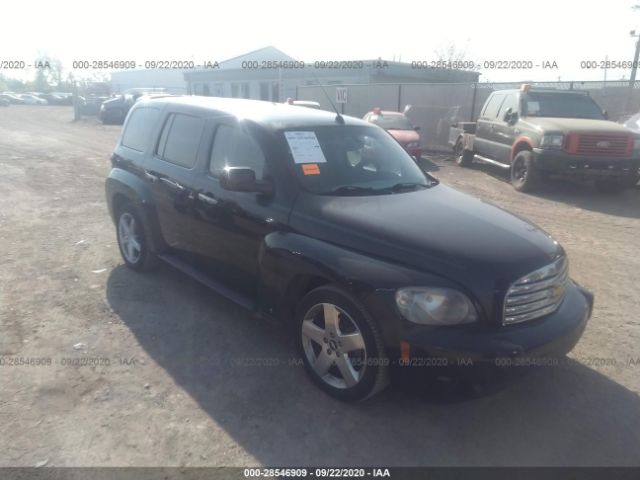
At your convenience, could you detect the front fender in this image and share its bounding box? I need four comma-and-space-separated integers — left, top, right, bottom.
257, 231, 462, 345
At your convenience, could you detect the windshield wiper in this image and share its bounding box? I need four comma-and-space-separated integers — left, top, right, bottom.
324, 185, 379, 196
382, 182, 434, 192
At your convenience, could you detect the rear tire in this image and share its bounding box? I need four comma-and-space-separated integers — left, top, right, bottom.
115, 202, 157, 271
455, 139, 474, 167
296, 284, 389, 401
511, 150, 540, 192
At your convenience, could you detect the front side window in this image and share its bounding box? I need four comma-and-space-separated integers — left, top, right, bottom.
209, 124, 266, 179
121, 107, 161, 152
156, 113, 204, 168
497, 94, 519, 119
281, 125, 433, 195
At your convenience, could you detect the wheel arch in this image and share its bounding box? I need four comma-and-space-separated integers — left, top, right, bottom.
511, 136, 534, 161
105, 169, 166, 253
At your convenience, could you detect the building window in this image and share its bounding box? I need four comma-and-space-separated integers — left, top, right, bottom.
327, 80, 342, 85
241, 83, 250, 99
260, 82, 269, 100
271, 82, 279, 102
213, 83, 224, 97
203, 83, 210, 96
231, 83, 239, 98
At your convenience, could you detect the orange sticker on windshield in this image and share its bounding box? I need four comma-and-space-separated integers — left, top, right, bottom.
302, 163, 320, 175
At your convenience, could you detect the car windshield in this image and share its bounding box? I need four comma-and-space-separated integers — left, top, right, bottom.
522, 93, 605, 119
370, 113, 414, 130
280, 125, 434, 195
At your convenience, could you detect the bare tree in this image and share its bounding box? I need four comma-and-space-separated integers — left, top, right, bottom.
433, 41, 469, 63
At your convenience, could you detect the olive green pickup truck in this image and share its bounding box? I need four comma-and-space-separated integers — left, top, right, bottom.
451, 85, 640, 193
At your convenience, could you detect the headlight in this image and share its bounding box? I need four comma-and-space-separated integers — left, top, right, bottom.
406, 142, 420, 149
395, 287, 478, 326
540, 134, 564, 148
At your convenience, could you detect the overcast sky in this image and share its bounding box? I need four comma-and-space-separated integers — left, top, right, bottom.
1, 0, 638, 83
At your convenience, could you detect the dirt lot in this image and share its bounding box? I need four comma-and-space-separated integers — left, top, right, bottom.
1, 106, 639, 467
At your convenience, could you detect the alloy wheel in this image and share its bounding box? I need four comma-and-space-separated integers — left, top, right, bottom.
301, 303, 367, 389
118, 212, 142, 264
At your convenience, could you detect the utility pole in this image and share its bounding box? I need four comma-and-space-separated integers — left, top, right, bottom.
627, 30, 640, 114
629, 31, 640, 87
628, 4, 640, 113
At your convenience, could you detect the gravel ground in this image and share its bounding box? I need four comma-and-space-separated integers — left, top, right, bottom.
0, 106, 639, 467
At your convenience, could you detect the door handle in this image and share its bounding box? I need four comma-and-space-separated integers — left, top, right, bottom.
144, 170, 159, 182
197, 192, 218, 205
160, 177, 184, 191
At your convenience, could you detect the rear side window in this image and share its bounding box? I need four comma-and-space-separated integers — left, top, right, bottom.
209, 124, 266, 179
482, 94, 505, 119
121, 107, 161, 152
156, 113, 204, 168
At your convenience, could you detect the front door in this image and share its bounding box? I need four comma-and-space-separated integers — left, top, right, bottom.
190, 120, 276, 297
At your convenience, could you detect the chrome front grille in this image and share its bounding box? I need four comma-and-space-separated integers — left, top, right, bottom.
503, 257, 569, 325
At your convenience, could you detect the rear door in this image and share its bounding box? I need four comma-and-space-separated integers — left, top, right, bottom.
494, 93, 520, 164
144, 111, 204, 252
474, 93, 505, 158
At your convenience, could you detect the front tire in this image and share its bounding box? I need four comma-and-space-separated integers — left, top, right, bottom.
115, 202, 156, 271
511, 150, 540, 192
296, 285, 389, 401
455, 139, 474, 167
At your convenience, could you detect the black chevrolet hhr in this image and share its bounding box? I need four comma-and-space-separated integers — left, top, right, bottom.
105, 96, 594, 401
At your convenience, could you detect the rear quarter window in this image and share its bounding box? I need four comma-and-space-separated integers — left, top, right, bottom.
481, 94, 505, 119
120, 107, 161, 152
156, 113, 204, 168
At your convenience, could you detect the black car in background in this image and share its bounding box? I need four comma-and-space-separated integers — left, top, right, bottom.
100, 88, 168, 124
105, 97, 593, 401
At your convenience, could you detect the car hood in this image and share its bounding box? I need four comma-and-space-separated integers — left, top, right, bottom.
290, 184, 562, 293
102, 97, 125, 107
522, 117, 634, 134
387, 129, 420, 144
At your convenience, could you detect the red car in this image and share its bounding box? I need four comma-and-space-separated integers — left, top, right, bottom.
363, 108, 422, 159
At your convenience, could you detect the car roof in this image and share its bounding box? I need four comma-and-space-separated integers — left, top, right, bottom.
367, 110, 405, 116
137, 96, 371, 130
494, 88, 589, 95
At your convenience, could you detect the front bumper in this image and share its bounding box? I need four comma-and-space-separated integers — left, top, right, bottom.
380, 281, 592, 373
532, 148, 640, 178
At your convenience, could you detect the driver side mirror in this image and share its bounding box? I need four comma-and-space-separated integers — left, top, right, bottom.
503, 108, 518, 123
413, 126, 421, 132
602, 110, 609, 120
220, 167, 274, 196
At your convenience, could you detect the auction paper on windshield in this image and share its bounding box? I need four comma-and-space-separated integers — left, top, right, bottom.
284, 131, 327, 164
